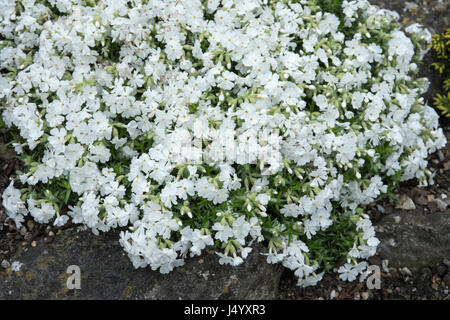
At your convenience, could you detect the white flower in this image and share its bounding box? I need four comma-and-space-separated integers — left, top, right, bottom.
319, 13, 340, 35
30, 202, 56, 224
54, 215, 69, 227
338, 263, 359, 282
191, 231, 214, 256
297, 272, 324, 287
212, 223, 233, 242
216, 252, 244, 266
388, 31, 414, 59
232, 216, 250, 244
280, 203, 301, 218
11, 261, 23, 272
196, 177, 216, 200
2, 182, 27, 227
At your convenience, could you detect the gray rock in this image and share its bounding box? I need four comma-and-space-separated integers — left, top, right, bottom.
0, 229, 283, 300
395, 195, 416, 210
444, 258, 450, 267
414, 195, 428, 206
1, 259, 10, 269
376, 209, 450, 268
428, 198, 448, 213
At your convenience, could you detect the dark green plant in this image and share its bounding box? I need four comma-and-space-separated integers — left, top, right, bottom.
430, 28, 450, 117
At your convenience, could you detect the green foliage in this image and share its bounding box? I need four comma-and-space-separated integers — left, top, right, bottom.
315, 0, 343, 15
430, 28, 450, 117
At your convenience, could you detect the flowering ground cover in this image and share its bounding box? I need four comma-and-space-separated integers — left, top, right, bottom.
0, 0, 446, 288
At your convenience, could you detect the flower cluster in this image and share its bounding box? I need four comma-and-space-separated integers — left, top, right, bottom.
0, 0, 445, 286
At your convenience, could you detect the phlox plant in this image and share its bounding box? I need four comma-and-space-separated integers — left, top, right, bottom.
0, 0, 446, 287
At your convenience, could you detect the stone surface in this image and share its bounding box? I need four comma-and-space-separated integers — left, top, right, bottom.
395, 195, 416, 210
0, 229, 283, 300
428, 198, 448, 213
376, 209, 450, 268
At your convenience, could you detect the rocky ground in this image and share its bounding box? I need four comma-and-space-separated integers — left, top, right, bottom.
1, 0, 450, 300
